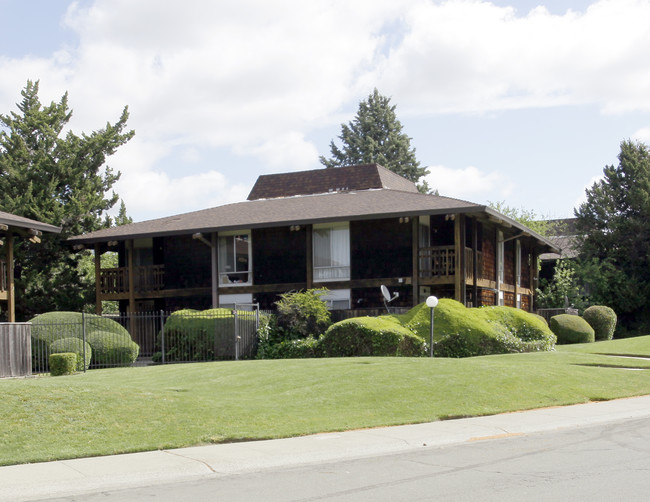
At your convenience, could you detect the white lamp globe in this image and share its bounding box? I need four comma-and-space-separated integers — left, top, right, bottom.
426, 296, 439, 308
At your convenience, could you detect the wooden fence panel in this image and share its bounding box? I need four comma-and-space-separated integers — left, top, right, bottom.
0, 323, 32, 378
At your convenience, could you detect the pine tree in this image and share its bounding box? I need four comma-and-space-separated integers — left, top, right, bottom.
0, 80, 134, 319
320, 89, 430, 192
574, 140, 650, 331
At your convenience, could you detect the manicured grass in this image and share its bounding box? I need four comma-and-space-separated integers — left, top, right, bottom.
1, 336, 650, 466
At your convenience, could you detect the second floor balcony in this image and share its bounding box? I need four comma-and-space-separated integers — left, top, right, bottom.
100, 265, 165, 295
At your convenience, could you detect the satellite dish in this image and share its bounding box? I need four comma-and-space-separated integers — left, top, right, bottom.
380, 285, 399, 313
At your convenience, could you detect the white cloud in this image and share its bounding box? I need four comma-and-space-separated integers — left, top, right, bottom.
424, 165, 514, 203
573, 174, 604, 211
633, 127, 650, 144
374, 0, 650, 115
3, 0, 650, 221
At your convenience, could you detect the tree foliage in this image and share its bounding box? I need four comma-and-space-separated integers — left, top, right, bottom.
320, 89, 430, 192
574, 140, 650, 331
488, 200, 551, 237
0, 80, 134, 319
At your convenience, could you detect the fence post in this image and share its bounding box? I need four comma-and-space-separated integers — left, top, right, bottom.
82, 312, 87, 373
234, 307, 239, 361
160, 310, 165, 365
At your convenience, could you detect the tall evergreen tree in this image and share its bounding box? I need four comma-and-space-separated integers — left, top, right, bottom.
574, 140, 650, 332
320, 89, 430, 192
0, 80, 134, 319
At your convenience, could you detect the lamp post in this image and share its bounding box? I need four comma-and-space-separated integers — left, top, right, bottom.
426, 296, 438, 357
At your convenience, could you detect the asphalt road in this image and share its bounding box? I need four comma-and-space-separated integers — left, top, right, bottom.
42, 416, 650, 502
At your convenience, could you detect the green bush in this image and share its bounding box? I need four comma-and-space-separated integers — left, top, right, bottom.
86, 331, 139, 366
319, 317, 426, 357
394, 299, 556, 357
49, 353, 77, 376
159, 308, 257, 362
49, 337, 92, 371
549, 314, 595, 344
275, 289, 332, 340
30, 312, 137, 370
258, 336, 322, 359
583, 306, 617, 341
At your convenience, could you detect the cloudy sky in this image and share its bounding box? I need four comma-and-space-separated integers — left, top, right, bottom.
1, 0, 650, 223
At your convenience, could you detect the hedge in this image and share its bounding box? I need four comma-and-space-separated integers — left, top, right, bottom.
30, 312, 138, 369
49, 353, 77, 376
396, 299, 556, 357
319, 317, 426, 357
86, 330, 139, 366
583, 306, 617, 341
49, 337, 92, 372
549, 314, 595, 344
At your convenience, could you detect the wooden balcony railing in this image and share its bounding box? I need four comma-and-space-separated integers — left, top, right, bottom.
419, 246, 456, 279
419, 246, 488, 282
100, 265, 165, 295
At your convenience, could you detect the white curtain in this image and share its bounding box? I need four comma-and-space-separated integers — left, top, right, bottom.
314, 224, 349, 280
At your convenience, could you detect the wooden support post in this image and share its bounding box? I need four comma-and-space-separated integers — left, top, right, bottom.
306, 225, 313, 289
412, 217, 419, 307
6, 233, 14, 322
94, 243, 102, 314
454, 215, 463, 303
127, 239, 135, 315
530, 249, 538, 312
472, 218, 479, 308
211, 232, 218, 308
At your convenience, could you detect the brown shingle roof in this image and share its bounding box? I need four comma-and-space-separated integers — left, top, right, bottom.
70, 189, 481, 244
247, 164, 418, 200
0, 210, 61, 234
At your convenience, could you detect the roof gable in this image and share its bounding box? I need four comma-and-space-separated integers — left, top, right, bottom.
247, 163, 418, 200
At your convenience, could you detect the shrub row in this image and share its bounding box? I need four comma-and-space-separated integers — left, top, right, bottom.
549, 305, 617, 344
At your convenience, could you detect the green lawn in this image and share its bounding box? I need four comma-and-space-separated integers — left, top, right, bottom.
2, 336, 650, 466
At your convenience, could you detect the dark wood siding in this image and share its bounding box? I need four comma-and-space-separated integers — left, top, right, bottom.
350, 218, 412, 280
252, 226, 306, 285
504, 240, 515, 285
163, 235, 211, 289
482, 226, 496, 281
520, 241, 531, 289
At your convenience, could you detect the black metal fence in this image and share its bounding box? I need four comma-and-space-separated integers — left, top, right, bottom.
29, 306, 266, 374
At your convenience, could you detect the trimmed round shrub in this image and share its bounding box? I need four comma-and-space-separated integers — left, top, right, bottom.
549, 314, 595, 344
160, 308, 257, 361
50, 337, 92, 371
30, 312, 137, 370
49, 353, 77, 376
319, 317, 426, 357
583, 306, 617, 341
86, 330, 139, 366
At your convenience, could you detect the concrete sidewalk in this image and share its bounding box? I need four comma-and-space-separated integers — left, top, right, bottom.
2, 395, 650, 502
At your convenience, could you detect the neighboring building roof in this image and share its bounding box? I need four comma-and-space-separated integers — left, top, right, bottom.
247, 164, 418, 200
539, 218, 580, 261
0, 210, 62, 234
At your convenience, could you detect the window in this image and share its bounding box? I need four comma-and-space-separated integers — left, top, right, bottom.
218, 232, 251, 286
313, 222, 350, 281
219, 293, 253, 309
319, 289, 351, 310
